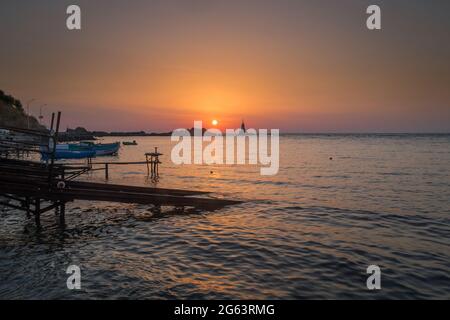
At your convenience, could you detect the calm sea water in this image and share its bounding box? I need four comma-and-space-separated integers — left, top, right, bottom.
1, 134, 449, 299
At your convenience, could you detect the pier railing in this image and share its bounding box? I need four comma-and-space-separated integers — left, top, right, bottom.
0, 111, 62, 185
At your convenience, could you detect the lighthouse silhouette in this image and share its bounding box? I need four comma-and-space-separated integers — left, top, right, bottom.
240, 119, 246, 133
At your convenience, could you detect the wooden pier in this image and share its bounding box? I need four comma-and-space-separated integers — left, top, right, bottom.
68, 159, 160, 180
0, 113, 243, 228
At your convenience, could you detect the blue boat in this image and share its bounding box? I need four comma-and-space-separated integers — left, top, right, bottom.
40, 142, 119, 159
78, 142, 120, 156
40, 147, 96, 160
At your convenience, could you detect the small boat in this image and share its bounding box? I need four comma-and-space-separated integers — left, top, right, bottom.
40, 147, 95, 160
79, 141, 120, 156
40, 142, 120, 159
123, 140, 138, 146
55, 141, 120, 156
55, 144, 91, 151
53, 150, 96, 159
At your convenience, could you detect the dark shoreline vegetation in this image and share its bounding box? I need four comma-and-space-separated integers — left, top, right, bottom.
0, 90, 46, 131
0, 89, 175, 141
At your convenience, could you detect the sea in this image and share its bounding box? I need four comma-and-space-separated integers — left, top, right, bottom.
0, 134, 449, 299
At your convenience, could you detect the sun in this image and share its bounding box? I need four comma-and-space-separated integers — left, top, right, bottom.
212, 119, 219, 126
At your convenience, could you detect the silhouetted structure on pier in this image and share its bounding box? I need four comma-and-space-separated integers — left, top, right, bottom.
241, 120, 246, 133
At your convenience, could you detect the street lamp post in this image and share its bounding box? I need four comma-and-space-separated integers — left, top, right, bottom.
39, 104, 47, 124
26, 98, 36, 129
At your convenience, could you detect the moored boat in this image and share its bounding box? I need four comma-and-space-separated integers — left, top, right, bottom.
55, 141, 120, 156
79, 141, 120, 156
40, 141, 120, 159
123, 140, 138, 146
40, 147, 95, 160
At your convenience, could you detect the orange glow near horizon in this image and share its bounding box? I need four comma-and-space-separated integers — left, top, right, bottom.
2, 2, 449, 132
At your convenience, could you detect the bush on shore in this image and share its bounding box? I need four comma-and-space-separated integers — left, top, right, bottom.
0, 90, 46, 131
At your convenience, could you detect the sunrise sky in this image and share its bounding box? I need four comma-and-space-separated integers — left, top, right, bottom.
1, 0, 449, 132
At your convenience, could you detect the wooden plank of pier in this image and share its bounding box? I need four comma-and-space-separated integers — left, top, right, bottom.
1, 158, 211, 197
0, 170, 211, 197
66, 181, 210, 196
0, 160, 88, 180
0, 180, 241, 210
63, 161, 151, 166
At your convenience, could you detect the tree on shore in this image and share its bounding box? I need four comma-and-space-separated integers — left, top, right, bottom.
0, 89, 45, 130
0, 90, 24, 112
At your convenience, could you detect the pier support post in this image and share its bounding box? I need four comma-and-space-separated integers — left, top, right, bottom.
152, 204, 162, 214
105, 163, 109, 180
34, 198, 41, 228
25, 197, 30, 218
145, 154, 150, 175
59, 202, 66, 225
145, 147, 162, 178
156, 160, 159, 177
175, 206, 185, 213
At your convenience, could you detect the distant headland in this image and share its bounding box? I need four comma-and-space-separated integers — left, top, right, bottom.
58, 127, 173, 142
58, 127, 209, 141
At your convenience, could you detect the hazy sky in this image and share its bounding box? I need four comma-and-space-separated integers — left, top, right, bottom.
1, 0, 449, 132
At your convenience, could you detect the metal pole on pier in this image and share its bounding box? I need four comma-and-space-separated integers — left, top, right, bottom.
48, 111, 61, 186
39, 104, 47, 123
50, 113, 55, 132
26, 98, 36, 129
